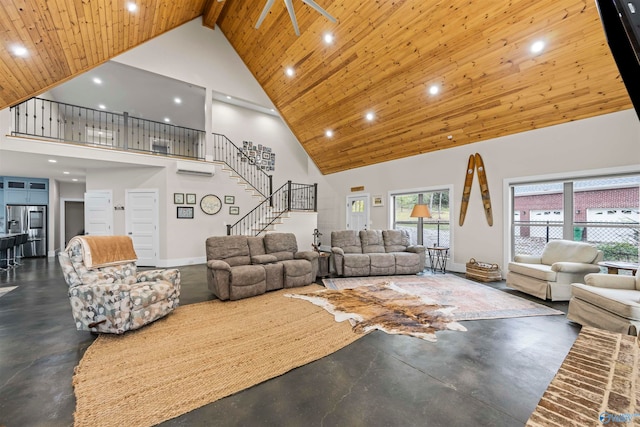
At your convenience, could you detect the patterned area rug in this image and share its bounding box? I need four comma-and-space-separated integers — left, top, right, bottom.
0, 286, 17, 299
527, 326, 639, 426
286, 282, 467, 342
323, 274, 564, 321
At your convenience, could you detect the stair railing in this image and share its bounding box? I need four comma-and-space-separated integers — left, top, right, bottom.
227, 181, 317, 236
212, 133, 272, 198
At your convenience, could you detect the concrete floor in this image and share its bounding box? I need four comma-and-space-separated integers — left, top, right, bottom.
0, 258, 581, 426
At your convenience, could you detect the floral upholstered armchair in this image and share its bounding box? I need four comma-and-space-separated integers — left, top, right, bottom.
58, 235, 180, 334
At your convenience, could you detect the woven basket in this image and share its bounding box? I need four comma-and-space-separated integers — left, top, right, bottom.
465, 258, 502, 282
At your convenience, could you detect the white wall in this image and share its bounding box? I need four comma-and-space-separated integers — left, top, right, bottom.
112, 18, 272, 108
211, 101, 311, 185
320, 110, 640, 272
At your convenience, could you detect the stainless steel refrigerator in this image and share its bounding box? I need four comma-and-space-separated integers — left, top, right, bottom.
6, 205, 47, 257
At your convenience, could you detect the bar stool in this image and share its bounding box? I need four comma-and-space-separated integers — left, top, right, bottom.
13, 233, 28, 266
0, 237, 15, 271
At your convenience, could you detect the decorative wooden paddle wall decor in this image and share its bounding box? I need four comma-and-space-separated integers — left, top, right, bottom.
459, 153, 493, 227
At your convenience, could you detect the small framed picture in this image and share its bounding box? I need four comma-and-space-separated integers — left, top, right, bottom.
177, 206, 194, 219
224, 195, 235, 204
372, 195, 384, 207
229, 206, 240, 215
186, 193, 196, 204
174, 193, 184, 204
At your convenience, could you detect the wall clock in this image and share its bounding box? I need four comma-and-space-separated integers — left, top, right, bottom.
200, 194, 222, 215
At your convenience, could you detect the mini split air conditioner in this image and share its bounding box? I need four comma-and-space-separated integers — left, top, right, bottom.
176, 160, 215, 177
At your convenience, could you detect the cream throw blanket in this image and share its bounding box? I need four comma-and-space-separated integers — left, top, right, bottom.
67, 235, 138, 268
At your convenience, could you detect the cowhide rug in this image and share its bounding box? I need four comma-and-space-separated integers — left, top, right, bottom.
285, 282, 466, 342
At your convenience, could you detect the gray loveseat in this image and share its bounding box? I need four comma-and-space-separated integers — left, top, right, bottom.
331, 230, 426, 277
206, 233, 319, 301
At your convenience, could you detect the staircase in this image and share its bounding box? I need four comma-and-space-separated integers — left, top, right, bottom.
211, 134, 317, 236
212, 133, 272, 198
227, 181, 317, 236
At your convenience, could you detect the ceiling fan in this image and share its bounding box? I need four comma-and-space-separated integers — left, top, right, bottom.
255, 0, 337, 36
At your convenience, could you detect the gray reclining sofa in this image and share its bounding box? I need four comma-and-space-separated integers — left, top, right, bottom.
331, 229, 426, 277
206, 232, 319, 300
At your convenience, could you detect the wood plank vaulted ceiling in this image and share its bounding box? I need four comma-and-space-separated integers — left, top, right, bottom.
0, 0, 633, 174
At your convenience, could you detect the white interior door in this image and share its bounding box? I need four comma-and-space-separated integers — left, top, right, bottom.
346, 194, 369, 231
125, 189, 159, 267
84, 190, 113, 236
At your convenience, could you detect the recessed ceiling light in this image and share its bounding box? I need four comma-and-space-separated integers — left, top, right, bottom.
98, 104, 106, 109
63, 171, 70, 175
48, 159, 57, 163
429, 85, 440, 95
325, 130, 334, 137
285, 67, 295, 77
126, 2, 137, 12
72, 178, 78, 182
174, 97, 182, 104
12, 46, 28, 57
365, 112, 375, 121
226, 95, 232, 100
93, 77, 102, 85
270, 108, 275, 112
323, 33, 334, 44
164, 118, 170, 123
530, 40, 545, 54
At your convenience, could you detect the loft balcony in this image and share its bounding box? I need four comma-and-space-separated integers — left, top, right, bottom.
10, 97, 206, 160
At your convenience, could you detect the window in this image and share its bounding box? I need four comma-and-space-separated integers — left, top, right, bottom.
511, 175, 640, 262
391, 189, 450, 247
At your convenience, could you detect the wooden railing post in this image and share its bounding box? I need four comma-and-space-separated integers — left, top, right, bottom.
226, 224, 231, 235
287, 181, 292, 211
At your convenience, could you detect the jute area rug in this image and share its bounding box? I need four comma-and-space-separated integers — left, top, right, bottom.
527, 326, 639, 426
72, 285, 361, 427
0, 286, 17, 299
323, 274, 564, 321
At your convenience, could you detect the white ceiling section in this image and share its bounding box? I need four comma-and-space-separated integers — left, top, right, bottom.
46, 61, 206, 131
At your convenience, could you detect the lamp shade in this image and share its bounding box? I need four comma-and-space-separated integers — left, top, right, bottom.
410, 204, 431, 218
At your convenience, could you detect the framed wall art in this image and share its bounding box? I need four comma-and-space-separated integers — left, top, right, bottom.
229, 206, 240, 215
174, 193, 184, 204
224, 195, 235, 204
186, 193, 196, 204
372, 195, 384, 207
241, 140, 276, 171
177, 206, 194, 219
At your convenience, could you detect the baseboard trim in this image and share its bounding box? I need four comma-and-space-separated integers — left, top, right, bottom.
156, 256, 206, 268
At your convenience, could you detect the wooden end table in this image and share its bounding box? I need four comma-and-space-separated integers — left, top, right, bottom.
598, 261, 639, 275
317, 252, 331, 278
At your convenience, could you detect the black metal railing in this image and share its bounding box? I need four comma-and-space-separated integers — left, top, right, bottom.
512, 220, 639, 262
11, 97, 206, 160
212, 133, 272, 198
227, 181, 317, 236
